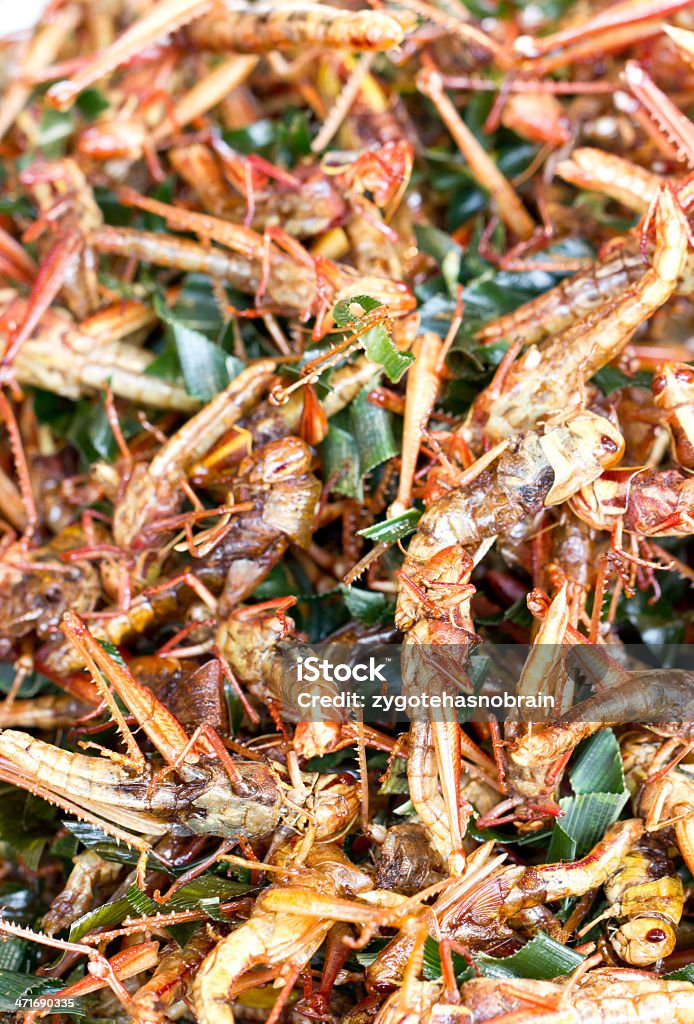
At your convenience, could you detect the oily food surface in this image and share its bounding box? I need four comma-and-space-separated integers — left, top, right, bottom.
0, 2, 693, 1022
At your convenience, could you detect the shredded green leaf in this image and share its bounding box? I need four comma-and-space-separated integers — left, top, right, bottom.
154, 294, 230, 400
358, 508, 422, 543
332, 296, 414, 382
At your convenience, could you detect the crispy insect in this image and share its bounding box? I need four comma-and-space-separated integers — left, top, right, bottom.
475, 244, 694, 351
417, 67, 536, 241
131, 926, 217, 1024
0, 614, 287, 880
569, 466, 694, 550
202, 435, 322, 612
556, 146, 665, 212
464, 188, 688, 445
97, 189, 415, 335
42, 851, 121, 936
112, 359, 277, 550
36, 436, 321, 676
628, 741, 694, 876
194, 839, 375, 1024
4, 0, 694, 1015
460, 968, 694, 1023
203, 354, 380, 466
602, 838, 684, 965
373, 824, 445, 896
397, 411, 624, 632
43, 0, 211, 110
0, 293, 198, 412
0, 524, 101, 643
188, 4, 410, 54
170, 141, 347, 237
367, 822, 643, 989
652, 361, 694, 469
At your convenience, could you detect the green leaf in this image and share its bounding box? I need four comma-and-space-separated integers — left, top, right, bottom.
66, 397, 117, 464
423, 928, 585, 984
332, 296, 414, 383
570, 730, 625, 796
127, 875, 252, 918
125, 885, 162, 919
414, 224, 462, 295
355, 938, 390, 967
69, 895, 131, 942
154, 294, 229, 401
70, 874, 253, 942
144, 344, 182, 382
61, 821, 148, 871
172, 274, 226, 336
665, 964, 694, 982
350, 388, 398, 477
75, 88, 110, 119
277, 109, 312, 163
0, 937, 27, 972
417, 293, 460, 339
546, 821, 577, 863
339, 584, 388, 626
550, 792, 629, 861
0, 791, 55, 871
0, 882, 39, 927
592, 366, 652, 395
358, 508, 421, 543
363, 326, 414, 384
617, 574, 688, 653
461, 275, 547, 330
0, 195, 34, 217
378, 757, 409, 796
0, 662, 52, 698
223, 119, 276, 156
477, 933, 585, 979
332, 293, 382, 327
37, 108, 74, 157
320, 424, 362, 501
422, 935, 474, 982
0, 971, 77, 1015
95, 638, 127, 669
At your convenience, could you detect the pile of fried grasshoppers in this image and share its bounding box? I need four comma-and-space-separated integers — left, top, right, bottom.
0, 1, 694, 1022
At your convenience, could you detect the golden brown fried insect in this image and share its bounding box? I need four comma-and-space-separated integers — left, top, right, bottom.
569, 466, 694, 550
0, 524, 101, 642
131, 926, 217, 1024
0, 614, 288, 882
652, 361, 694, 469
42, 851, 122, 937
38, 438, 319, 678
465, 188, 688, 446
112, 359, 277, 550
204, 436, 322, 613
373, 824, 445, 896
602, 838, 684, 966
397, 412, 624, 631
194, 838, 375, 1024
367, 822, 642, 989
0, 293, 198, 412
460, 968, 694, 1023
188, 3, 410, 54
170, 142, 347, 237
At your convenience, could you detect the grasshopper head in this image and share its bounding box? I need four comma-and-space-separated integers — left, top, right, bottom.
185, 761, 283, 839
611, 916, 677, 966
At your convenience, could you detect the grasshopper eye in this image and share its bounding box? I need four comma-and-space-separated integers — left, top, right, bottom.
600, 435, 620, 453
646, 928, 667, 943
